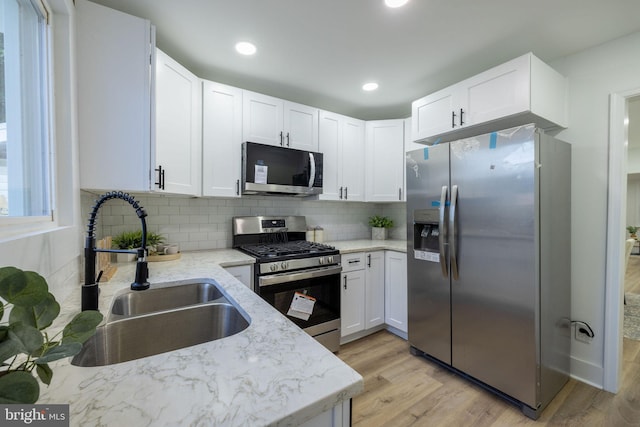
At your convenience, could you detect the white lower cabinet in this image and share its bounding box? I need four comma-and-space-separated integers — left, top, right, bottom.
341, 260, 366, 337
299, 399, 351, 427
340, 250, 408, 343
365, 251, 385, 329
340, 251, 385, 342
223, 265, 253, 289
384, 251, 408, 336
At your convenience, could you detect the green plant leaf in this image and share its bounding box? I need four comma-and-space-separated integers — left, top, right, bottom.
0, 371, 39, 404
9, 293, 60, 330
36, 342, 82, 364
8, 323, 44, 354
0, 325, 8, 341
0, 339, 21, 363
0, 267, 48, 307
61, 311, 103, 344
0, 303, 3, 319
36, 363, 53, 385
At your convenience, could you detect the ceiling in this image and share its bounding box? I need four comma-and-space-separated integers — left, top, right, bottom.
88, 0, 640, 120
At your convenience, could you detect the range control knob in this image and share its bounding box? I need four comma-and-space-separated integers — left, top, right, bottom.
270, 264, 278, 272
280, 262, 288, 270
319, 257, 325, 265
326, 256, 333, 264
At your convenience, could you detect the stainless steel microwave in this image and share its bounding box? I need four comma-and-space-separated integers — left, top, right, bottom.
241, 142, 323, 197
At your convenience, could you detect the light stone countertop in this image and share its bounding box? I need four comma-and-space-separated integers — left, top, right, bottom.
327, 239, 407, 254
39, 249, 363, 427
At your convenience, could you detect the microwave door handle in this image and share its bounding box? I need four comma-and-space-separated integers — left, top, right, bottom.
308, 152, 316, 189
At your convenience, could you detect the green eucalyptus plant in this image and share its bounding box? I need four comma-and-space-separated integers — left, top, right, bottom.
368, 215, 394, 229
0, 267, 103, 404
112, 230, 164, 249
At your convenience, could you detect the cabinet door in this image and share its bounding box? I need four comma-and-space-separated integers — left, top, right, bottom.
318, 111, 341, 201
463, 53, 529, 127
341, 117, 365, 201
202, 81, 243, 197
155, 49, 201, 196
224, 265, 253, 290
284, 101, 319, 151
77, 0, 153, 191
365, 120, 405, 202
242, 91, 284, 146
411, 87, 458, 142
341, 271, 365, 337
365, 252, 385, 329
384, 251, 407, 333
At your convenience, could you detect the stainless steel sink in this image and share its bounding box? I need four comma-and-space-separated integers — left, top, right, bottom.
109, 278, 228, 320
72, 279, 251, 367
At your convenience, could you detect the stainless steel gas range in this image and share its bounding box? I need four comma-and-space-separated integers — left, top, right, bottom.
233, 216, 342, 352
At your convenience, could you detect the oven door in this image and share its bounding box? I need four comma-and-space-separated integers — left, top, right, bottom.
258, 265, 341, 331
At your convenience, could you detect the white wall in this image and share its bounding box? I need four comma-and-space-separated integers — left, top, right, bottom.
550, 30, 640, 387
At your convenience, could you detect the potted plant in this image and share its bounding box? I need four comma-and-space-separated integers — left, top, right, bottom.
628, 226, 639, 239
0, 266, 103, 403
369, 215, 394, 240
112, 230, 164, 262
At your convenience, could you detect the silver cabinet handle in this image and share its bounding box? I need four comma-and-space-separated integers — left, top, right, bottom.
286, 132, 290, 147
399, 188, 402, 200
236, 179, 240, 195
439, 185, 448, 278
279, 131, 284, 146
459, 108, 465, 126
343, 275, 347, 290
259, 265, 342, 287
345, 187, 348, 200
450, 185, 459, 280
339, 187, 343, 199
308, 153, 316, 189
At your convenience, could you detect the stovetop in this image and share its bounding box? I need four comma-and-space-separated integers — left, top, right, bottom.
239, 240, 338, 260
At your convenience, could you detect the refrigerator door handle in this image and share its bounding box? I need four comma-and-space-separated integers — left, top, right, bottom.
439, 185, 448, 278
450, 184, 459, 280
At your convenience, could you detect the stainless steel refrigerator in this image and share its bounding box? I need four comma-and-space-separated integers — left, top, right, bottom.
406, 124, 571, 419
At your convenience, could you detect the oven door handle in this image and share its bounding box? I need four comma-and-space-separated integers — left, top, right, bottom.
259, 265, 342, 287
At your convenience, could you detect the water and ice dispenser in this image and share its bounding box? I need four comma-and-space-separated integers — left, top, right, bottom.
413, 208, 442, 262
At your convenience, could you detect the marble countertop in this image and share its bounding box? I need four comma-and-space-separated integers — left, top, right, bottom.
328, 239, 407, 254
40, 249, 363, 427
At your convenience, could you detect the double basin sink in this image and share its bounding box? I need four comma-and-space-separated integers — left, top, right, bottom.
72, 279, 251, 367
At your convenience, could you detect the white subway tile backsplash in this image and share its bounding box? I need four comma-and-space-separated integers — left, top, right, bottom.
81, 191, 407, 252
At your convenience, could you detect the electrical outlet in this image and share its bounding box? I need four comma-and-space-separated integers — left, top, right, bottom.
575, 327, 593, 343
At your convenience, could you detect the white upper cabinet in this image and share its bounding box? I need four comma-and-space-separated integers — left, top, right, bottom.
202, 81, 243, 198
77, 0, 154, 192
155, 49, 202, 196
319, 111, 365, 201
412, 52, 568, 143
242, 90, 319, 151
365, 120, 405, 202
77, 1, 201, 195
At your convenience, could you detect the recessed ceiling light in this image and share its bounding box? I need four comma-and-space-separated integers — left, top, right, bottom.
362, 82, 379, 91
385, 0, 409, 8
235, 41, 256, 56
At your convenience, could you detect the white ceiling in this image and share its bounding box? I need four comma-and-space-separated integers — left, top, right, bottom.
88, 0, 640, 120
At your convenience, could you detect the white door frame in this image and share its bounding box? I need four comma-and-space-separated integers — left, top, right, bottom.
604, 88, 639, 392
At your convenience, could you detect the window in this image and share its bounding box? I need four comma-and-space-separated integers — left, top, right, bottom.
0, 0, 51, 219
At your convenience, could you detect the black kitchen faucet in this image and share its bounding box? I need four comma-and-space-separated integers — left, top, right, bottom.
82, 191, 150, 311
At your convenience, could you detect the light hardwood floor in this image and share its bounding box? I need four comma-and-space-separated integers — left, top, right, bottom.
335, 259, 640, 426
